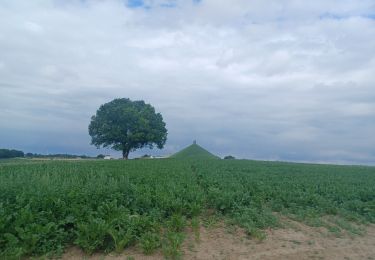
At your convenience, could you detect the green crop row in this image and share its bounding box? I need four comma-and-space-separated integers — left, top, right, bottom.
0, 159, 374, 258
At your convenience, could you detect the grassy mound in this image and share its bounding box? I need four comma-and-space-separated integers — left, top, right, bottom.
171, 143, 220, 159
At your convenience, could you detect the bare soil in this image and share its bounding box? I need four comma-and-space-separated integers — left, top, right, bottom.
61, 221, 375, 260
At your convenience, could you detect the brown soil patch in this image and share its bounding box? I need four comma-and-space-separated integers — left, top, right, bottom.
61, 247, 164, 260
61, 222, 375, 260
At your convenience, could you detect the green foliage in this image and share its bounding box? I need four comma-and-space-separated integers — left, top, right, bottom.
244, 226, 266, 241
162, 232, 185, 260
166, 214, 187, 232
202, 214, 220, 229
191, 217, 200, 242
25, 153, 94, 159
88, 98, 167, 159
0, 159, 374, 258
75, 218, 109, 254
0, 149, 24, 159
171, 143, 219, 159
224, 155, 235, 160
139, 232, 161, 254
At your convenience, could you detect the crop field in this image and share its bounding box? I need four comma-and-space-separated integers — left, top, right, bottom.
0, 159, 374, 259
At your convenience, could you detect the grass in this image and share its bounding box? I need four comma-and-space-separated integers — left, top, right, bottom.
0, 158, 374, 258
190, 217, 200, 242
170, 143, 220, 159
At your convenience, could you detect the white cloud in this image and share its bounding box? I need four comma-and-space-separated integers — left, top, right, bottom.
0, 0, 374, 163
24, 21, 44, 34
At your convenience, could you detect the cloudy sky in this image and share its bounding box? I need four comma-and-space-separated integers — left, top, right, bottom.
1, 0, 375, 164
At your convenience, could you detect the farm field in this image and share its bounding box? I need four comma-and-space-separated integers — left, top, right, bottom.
0, 159, 375, 259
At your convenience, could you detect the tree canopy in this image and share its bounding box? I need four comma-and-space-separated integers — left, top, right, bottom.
0, 149, 24, 159
88, 98, 167, 159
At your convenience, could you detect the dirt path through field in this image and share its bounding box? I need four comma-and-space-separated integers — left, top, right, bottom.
61, 222, 375, 260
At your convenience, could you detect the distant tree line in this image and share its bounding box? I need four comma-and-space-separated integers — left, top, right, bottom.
25, 153, 95, 159
0, 149, 24, 159
0, 148, 105, 160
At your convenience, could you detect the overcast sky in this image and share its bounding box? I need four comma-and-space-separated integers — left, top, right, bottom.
1, 0, 375, 164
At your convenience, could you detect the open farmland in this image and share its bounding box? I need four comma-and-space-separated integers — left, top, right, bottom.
0, 159, 375, 259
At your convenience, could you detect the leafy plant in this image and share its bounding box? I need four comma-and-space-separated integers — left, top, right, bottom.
191, 217, 200, 242
166, 214, 187, 233
139, 231, 161, 254
0, 158, 374, 258
74, 218, 109, 254
162, 232, 185, 260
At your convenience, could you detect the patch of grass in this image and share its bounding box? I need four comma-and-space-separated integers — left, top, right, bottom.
332, 218, 364, 236
203, 216, 218, 229
166, 214, 187, 233
162, 232, 185, 260
290, 240, 302, 245
170, 144, 220, 159
243, 225, 266, 241
191, 217, 200, 242
325, 224, 342, 237
139, 232, 161, 255
224, 222, 238, 235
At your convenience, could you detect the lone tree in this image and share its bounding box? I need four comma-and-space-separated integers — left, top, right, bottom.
89, 98, 167, 159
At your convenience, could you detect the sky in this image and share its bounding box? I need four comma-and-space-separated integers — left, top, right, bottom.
0, 0, 375, 164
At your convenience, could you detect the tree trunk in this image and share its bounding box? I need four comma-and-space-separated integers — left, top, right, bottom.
122, 149, 129, 160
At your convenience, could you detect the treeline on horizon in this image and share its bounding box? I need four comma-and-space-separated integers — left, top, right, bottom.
0, 149, 24, 159
0, 148, 98, 159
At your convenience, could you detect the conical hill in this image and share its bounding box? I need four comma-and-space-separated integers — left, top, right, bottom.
171, 143, 219, 159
